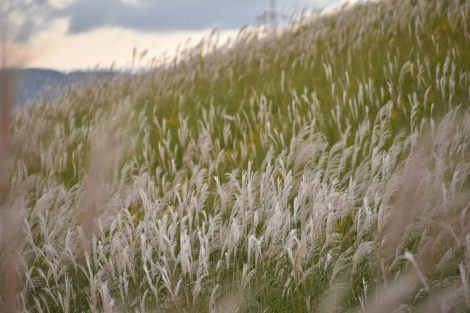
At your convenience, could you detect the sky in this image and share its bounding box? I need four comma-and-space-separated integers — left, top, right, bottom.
2, 0, 341, 71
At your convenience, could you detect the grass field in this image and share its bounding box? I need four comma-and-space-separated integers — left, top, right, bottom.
1, 0, 470, 312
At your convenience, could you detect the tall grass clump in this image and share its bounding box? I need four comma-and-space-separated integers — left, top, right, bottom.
1, 0, 469, 312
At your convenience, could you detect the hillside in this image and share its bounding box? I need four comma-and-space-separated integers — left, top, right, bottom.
1, 0, 470, 312
0, 69, 118, 105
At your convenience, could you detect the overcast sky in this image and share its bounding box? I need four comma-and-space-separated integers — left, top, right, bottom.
4, 0, 341, 71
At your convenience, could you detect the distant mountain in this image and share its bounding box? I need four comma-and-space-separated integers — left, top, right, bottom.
0, 68, 117, 106
13, 69, 66, 105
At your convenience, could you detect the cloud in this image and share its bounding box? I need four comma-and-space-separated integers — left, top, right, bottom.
0, 0, 51, 42
1, 0, 340, 42
52, 0, 339, 34
54, 0, 268, 34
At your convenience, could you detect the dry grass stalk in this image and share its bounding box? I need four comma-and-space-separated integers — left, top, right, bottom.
370, 113, 470, 312
76, 109, 131, 259
0, 52, 21, 313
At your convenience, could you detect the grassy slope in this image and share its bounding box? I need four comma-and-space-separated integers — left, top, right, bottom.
4, 0, 470, 312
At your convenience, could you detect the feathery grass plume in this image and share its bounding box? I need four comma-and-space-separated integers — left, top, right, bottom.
209, 288, 243, 313
76, 102, 135, 258
364, 109, 470, 312
361, 272, 419, 313
379, 143, 432, 265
